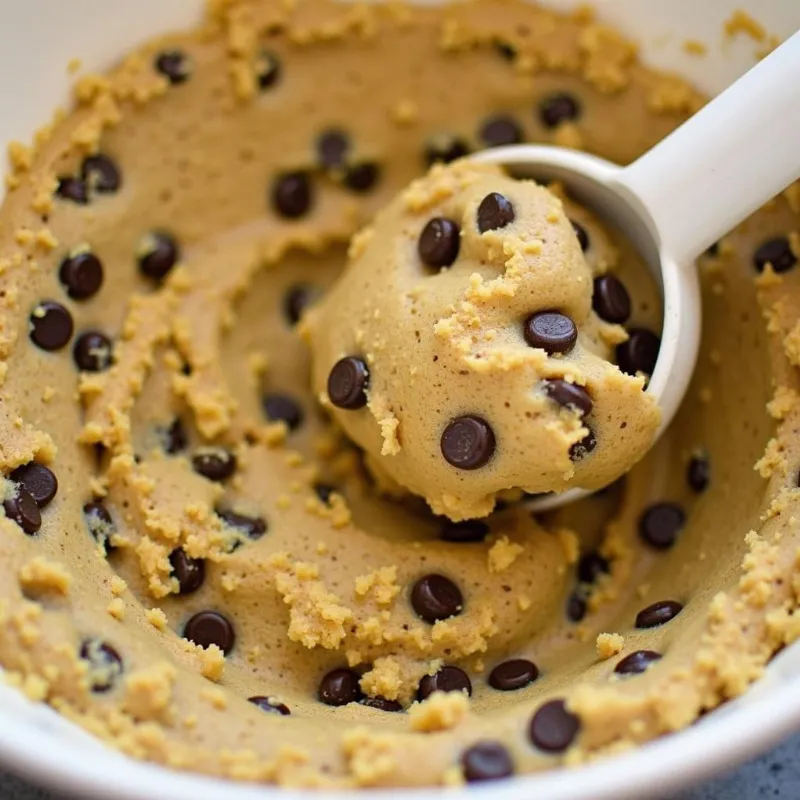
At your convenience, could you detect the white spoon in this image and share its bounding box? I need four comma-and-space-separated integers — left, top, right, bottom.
473, 30, 800, 512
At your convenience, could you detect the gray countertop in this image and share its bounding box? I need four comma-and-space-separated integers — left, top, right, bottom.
1, 732, 799, 800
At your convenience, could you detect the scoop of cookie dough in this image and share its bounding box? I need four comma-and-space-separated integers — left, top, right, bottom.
306, 161, 661, 519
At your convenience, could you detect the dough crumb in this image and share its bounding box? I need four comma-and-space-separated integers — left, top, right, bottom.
106, 597, 125, 620
596, 632, 625, 659
409, 691, 470, 732
682, 39, 707, 56
342, 727, 397, 786
18, 557, 71, 598
122, 662, 176, 723
487, 536, 524, 573
145, 607, 168, 631
724, 10, 766, 42
200, 644, 226, 682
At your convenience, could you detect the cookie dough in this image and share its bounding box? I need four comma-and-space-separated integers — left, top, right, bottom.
0, 0, 798, 789
306, 161, 660, 519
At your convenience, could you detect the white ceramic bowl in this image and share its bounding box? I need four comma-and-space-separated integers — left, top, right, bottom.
2, 1, 800, 798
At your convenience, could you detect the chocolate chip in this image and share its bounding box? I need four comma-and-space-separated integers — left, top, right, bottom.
592, 275, 631, 324
3, 487, 41, 534
218, 508, 267, 539
73, 331, 113, 372
687, 454, 710, 493
479, 116, 523, 148
318, 668, 363, 706
328, 356, 369, 409
636, 600, 683, 629
192, 447, 237, 482
754, 236, 797, 273
56, 176, 88, 205
168, 548, 206, 595
539, 93, 581, 128
424, 134, 470, 166
316, 129, 350, 170
83, 501, 116, 548
571, 220, 589, 251
81, 153, 121, 194
418, 217, 461, 269
343, 161, 380, 193
283, 284, 315, 325
79, 639, 123, 692
440, 519, 489, 543
639, 502, 685, 550
570, 428, 596, 463
614, 650, 662, 675
263, 393, 304, 431
163, 418, 188, 454
314, 483, 337, 505
477, 192, 515, 233
524, 311, 577, 355
155, 50, 191, 84
543, 380, 593, 416
249, 696, 291, 715
417, 666, 472, 700
462, 741, 514, 782
271, 171, 313, 219
493, 39, 517, 61
256, 49, 281, 90
59, 250, 103, 300
183, 610, 235, 653
566, 592, 586, 622
137, 231, 180, 281
29, 301, 73, 351
616, 329, 660, 376
359, 696, 403, 712
411, 574, 463, 623
10, 463, 57, 508
577, 551, 609, 584
488, 658, 538, 691
529, 699, 580, 752
441, 415, 496, 470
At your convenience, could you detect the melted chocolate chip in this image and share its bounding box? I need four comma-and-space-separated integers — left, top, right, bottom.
539, 93, 581, 128
616, 329, 660, 376
318, 668, 363, 706
639, 502, 685, 550
59, 250, 103, 300
271, 171, 313, 219
524, 311, 577, 355
155, 50, 191, 84
440, 519, 489, 543
169, 548, 206, 595
477, 192, 515, 233
29, 301, 73, 351
480, 115, 523, 148
316, 129, 350, 170
359, 696, 403, 712
183, 610, 235, 653
256, 49, 281, 90
56, 176, 88, 204
81, 153, 122, 194
418, 217, 461, 269
218, 508, 267, 539
424, 135, 470, 166
343, 161, 380, 193
571, 220, 589, 251
192, 447, 237, 482
417, 666, 472, 700
754, 236, 797, 274
328, 356, 369, 409
263, 393, 304, 430
577, 551, 609, 584
3, 487, 41, 534
462, 741, 514, 782
163, 418, 188, 454
249, 696, 291, 715
83, 501, 116, 548
138, 231, 180, 280
566, 592, 587, 622
73, 331, 113, 372
687, 454, 710, 493
635, 600, 683, 629
529, 700, 580, 752
10, 463, 57, 508
543, 380, 593, 416
411, 574, 464, 623
488, 658, 539, 691
592, 275, 631, 324
441, 415, 496, 470
80, 639, 123, 692
614, 650, 662, 675
283, 284, 315, 325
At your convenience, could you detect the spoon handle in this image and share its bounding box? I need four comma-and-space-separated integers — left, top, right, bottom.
612, 30, 800, 266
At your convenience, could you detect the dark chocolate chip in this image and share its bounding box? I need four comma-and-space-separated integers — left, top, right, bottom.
169, 548, 206, 594
616, 328, 660, 376
3, 487, 41, 534
316, 129, 350, 170
192, 447, 237, 482
754, 236, 797, 274
256, 49, 281, 90
328, 356, 369, 409
59, 250, 103, 300
592, 275, 631, 324
83, 501, 116, 548
249, 696, 291, 715
318, 668, 363, 706
539, 93, 581, 128
155, 50, 192, 84
79, 639, 123, 692
359, 696, 403, 712
635, 600, 683, 629
614, 650, 662, 675
263, 393, 304, 430
283, 284, 315, 325
73, 331, 113, 372
314, 483, 337, 505
424, 135, 470, 166
477, 192, 515, 233
29, 301, 73, 351
218, 508, 267, 539
138, 231, 179, 280
418, 217, 461, 269
462, 741, 514, 783
163, 418, 188, 454
488, 658, 538, 691
638, 502, 685, 550
493, 39, 517, 61
480, 115, 523, 148
566, 592, 586, 622
271, 171, 313, 219
81, 153, 121, 194
343, 161, 380, 193
55, 176, 88, 205
571, 220, 589, 251
569, 426, 596, 461
411, 574, 463, 623
529, 699, 580, 752
10, 463, 57, 508
417, 665, 472, 700
441, 415, 496, 470
524, 311, 577, 355
543, 379, 593, 416
687, 454, 710, 493
183, 610, 235, 653
440, 519, 489, 543
577, 551, 609, 584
